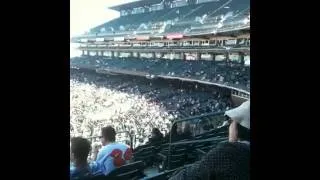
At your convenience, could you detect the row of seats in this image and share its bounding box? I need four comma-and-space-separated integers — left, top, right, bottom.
74, 111, 230, 179
132, 124, 229, 172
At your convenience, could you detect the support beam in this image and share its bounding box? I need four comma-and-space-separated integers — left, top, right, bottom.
181, 52, 186, 60
159, 53, 164, 59
208, 53, 215, 61
197, 53, 201, 60
212, 53, 216, 61
225, 53, 230, 64
239, 52, 245, 65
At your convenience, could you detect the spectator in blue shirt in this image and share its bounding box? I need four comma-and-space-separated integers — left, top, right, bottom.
92, 126, 132, 175
70, 137, 102, 179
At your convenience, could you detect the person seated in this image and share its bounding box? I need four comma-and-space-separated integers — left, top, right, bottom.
70, 137, 102, 180
92, 126, 133, 175
179, 123, 193, 140
169, 100, 250, 180
165, 123, 193, 143
147, 128, 164, 145
164, 123, 179, 142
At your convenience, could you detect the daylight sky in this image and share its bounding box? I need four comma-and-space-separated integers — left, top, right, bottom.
70, 0, 138, 37
70, 0, 138, 57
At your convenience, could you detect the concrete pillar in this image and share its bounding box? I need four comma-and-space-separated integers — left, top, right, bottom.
159, 53, 164, 59
207, 53, 214, 61
111, 51, 114, 58
225, 53, 230, 63
137, 52, 140, 59
151, 52, 155, 59
82, 50, 85, 55
181, 52, 186, 60
101, 51, 104, 56
129, 52, 133, 57
211, 53, 216, 61
239, 52, 245, 65
212, 53, 216, 76
197, 53, 201, 60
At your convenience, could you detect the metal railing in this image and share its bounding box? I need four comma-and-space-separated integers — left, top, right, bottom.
167, 111, 225, 169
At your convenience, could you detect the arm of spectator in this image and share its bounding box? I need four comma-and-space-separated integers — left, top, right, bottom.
92, 145, 101, 161
92, 151, 98, 161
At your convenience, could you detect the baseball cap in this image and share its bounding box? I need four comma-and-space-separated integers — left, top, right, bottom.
225, 100, 250, 129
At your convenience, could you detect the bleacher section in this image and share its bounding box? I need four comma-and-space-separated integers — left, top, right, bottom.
132, 112, 228, 172
71, 56, 250, 91
88, 0, 250, 36
76, 112, 229, 180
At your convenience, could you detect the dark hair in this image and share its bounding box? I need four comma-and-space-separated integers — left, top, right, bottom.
152, 128, 163, 138
237, 123, 250, 141
101, 126, 116, 142
71, 137, 91, 162
171, 123, 178, 136
183, 123, 191, 134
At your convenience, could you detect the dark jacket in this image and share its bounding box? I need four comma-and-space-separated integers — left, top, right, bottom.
147, 136, 164, 146
169, 142, 250, 180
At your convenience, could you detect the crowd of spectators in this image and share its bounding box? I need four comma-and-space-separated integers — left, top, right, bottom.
70, 68, 232, 148
71, 56, 250, 91
70, 100, 250, 180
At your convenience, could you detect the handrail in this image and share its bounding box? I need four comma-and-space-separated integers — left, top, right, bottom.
168, 111, 225, 169
170, 137, 228, 146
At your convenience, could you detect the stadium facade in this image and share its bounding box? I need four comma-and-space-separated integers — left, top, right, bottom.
71, 0, 250, 103
70, 1, 251, 177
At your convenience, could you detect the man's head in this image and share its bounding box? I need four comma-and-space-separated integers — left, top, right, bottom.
101, 126, 116, 146
70, 137, 91, 163
225, 100, 250, 142
152, 128, 162, 138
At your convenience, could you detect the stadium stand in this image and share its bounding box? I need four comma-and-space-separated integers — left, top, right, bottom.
71, 0, 250, 179
87, 0, 249, 35
70, 68, 232, 140
70, 68, 248, 179
71, 56, 250, 91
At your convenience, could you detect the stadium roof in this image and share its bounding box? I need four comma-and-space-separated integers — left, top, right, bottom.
109, 0, 163, 11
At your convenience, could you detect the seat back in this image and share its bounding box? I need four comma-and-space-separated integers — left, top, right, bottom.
133, 146, 155, 166
106, 161, 145, 180
141, 168, 181, 180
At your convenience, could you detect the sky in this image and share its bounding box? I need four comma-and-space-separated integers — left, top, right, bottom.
70, 0, 138, 37
70, 0, 138, 57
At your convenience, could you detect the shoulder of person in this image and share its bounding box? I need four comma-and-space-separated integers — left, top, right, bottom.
216, 141, 250, 152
